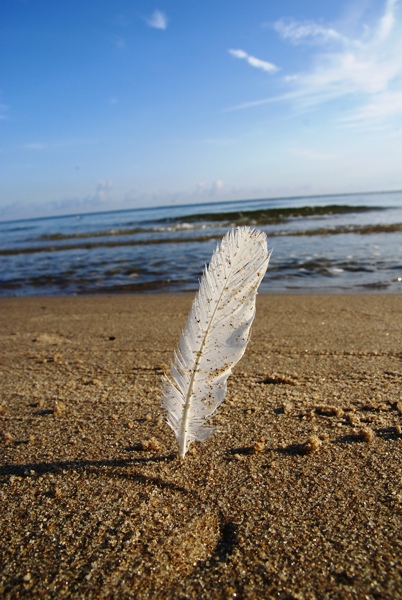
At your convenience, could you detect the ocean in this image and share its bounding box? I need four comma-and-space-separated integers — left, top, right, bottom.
1, 191, 401, 296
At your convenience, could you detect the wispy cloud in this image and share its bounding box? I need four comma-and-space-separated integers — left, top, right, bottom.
146, 9, 168, 30
95, 180, 113, 202
229, 49, 278, 73
273, 19, 350, 46
377, 0, 397, 40
195, 180, 224, 196
286, 1, 402, 96
339, 90, 402, 123
230, 0, 402, 125
0, 180, 116, 221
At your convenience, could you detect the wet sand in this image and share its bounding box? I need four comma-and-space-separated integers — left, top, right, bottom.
1, 294, 401, 599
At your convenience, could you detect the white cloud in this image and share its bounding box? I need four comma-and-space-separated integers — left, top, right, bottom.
195, 180, 224, 196
377, 0, 397, 41
230, 0, 402, 125
146, 10, 168, 30
279, 0, 402, 98
214, 179, 224, 191
273, 19, 349, 46
229, 49, 278, 73
340, 89, 402, 122
95, 180, 113, 202
0, 180, 116, 220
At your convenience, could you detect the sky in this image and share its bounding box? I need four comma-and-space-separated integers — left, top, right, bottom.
1, 0, 402, 220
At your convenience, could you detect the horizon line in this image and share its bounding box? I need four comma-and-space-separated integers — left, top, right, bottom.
1, 188, 401, 225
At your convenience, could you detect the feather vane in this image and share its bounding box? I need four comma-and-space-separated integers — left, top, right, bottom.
162, 226, 271, 458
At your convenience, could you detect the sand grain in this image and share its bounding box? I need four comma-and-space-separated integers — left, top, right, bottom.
1, 294, 401, 598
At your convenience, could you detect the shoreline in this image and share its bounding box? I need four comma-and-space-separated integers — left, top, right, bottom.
1, 294, 401, 598
2, 283, 402, 299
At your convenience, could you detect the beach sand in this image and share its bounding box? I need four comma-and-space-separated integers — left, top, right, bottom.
1, 294, 401, 599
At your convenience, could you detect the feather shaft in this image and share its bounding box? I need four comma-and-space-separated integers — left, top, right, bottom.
162, 226, 271, 458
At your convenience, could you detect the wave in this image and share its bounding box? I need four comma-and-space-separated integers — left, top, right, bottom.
31, 204, 386, 244
0, 233, 220, 256
281, 223, 402, 236
37, 222, 202, 242
1, 222, 401, 257
161, 204, 386, 225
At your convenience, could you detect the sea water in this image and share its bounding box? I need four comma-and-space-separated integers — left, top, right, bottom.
0, 191, 401, 296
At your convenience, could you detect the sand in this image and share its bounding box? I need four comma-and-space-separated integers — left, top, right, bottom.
1, 294, 401, 599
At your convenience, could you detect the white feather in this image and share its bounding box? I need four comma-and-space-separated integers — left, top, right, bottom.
162, 226, 271, 458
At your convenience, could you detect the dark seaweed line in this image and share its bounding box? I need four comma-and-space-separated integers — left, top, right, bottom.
288, 223, 402, 236
164, 204, 386, 223
0, 234, 220, 257
39, 226, 147, 241
32, 204, 388, 244
1, 223, 402, 257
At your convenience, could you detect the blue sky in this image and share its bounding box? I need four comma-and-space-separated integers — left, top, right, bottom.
1, 0, 402, 220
